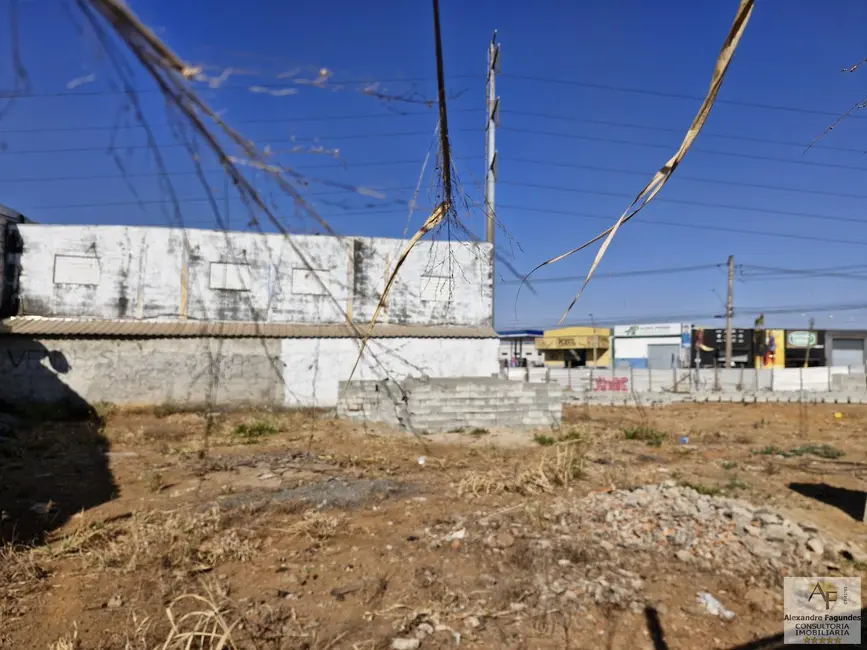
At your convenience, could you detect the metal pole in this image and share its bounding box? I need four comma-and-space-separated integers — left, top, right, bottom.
485, 32, 499, 327
485, 31, 499, 246
725, 255, 734, 368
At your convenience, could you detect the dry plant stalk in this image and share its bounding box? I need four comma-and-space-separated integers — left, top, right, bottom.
521, 0, 755, 323
283, 509, 347, 541
161, 592, 240, 650
458, 441, 586, 497
346, 201, 449, 383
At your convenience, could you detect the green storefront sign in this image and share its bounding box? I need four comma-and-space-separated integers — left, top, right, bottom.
787, 331, 817, 348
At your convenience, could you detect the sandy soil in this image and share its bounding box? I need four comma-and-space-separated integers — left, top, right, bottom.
1, 403, 866, 649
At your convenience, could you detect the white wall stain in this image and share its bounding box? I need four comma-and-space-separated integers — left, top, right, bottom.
15, 225, 493, 327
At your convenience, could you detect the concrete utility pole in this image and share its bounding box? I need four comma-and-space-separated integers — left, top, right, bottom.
485, 31, 500, 246
725, 255, 734, 368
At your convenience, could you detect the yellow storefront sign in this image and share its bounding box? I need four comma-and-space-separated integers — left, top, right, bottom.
536, 335, 609, 350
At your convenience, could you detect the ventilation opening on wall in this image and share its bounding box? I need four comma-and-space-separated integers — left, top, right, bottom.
292, 267, 331, 295
209, 262, 252, 291
53, 254, 100, 286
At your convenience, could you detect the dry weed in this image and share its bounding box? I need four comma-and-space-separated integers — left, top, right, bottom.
458, 441, 586, 496
283, 510, 347, 541
48, 624, 79, 650
53, 508, 259, 572
161, 591, 240, 650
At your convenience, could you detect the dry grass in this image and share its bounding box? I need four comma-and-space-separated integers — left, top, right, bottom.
161, 591, 241, 650
458, 441, 586, 496
282, 510, 347, 541
51, 508, 260, 571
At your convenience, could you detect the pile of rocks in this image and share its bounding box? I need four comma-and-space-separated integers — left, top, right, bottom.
571, 482, 864, 573
468, 482, 865, 610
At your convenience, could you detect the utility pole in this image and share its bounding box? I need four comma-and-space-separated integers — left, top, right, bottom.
725, 255, 734, 368
485, 31, 500, 246
485, 31, 500, 328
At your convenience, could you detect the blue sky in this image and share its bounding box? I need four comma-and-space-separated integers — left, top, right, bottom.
3, 0, 867, 331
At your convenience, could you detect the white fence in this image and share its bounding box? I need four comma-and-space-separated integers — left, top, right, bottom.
502, 365, 867, 394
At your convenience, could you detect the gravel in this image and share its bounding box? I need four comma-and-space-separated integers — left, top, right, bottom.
467, 482, 864, 610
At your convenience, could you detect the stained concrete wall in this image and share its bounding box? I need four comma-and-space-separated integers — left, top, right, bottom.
14, 225, 493, 327
337, 378, 563, 432
0, 335, 499, 409
0, 336, 283, 407
280, 337, 500, 407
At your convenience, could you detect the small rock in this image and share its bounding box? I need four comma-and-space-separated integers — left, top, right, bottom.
755, 511, 781, 525
106, 594, 123, 609
550, 580, 566, 595
763, 525, 788, 541
799, 521, 820, 533
510, 602, 527, 612
445, 528, 466, 542
743, 537, 782, 559
806, 538, 824, 555
414, 623, 434, 640
391, 638, 420, 650
562, 590, 579, 602
675, 550, 693, 563
557, 558, 571, 567
258, 472, 276, 480
494, 532, 515, 549
464, 615, 482, 630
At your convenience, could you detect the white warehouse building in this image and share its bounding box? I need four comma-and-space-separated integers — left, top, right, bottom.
0, 222, 499, 408
611, 323, 692, 369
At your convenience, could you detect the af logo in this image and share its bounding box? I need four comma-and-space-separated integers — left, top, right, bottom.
806, 581, 838, 611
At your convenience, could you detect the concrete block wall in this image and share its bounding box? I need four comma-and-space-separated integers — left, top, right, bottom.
338, 377, 563, 432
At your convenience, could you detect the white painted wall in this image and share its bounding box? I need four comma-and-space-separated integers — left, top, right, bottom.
15, 225, 493, 327
614, 336, 682, 359
280, 337, 501, 406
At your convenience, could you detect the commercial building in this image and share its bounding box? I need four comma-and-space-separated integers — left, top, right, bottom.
783, 329, 825, 368
691, 327, 754, 368
611, 322, 692, 369
497, 329, 545, 367
0, 222, 499, 408
535, 326, 610, 368
825, 330, 867, 369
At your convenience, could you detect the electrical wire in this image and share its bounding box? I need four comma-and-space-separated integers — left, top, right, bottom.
498, 262, 724, 285
501, 73, 867, 120
0, 108, 479, 135
499, 179, 867, 228
494, 202, 867, 248
500, 127, 867, 173
0, 74, 483, 99
0, 127, 482, 156
502, 111, 867, 154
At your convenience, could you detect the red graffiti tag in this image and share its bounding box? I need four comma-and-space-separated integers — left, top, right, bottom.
594, 377, 629, 392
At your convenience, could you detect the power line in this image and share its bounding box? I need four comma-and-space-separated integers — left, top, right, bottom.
509, 158, 867, 202
4, 155, 864, 208
500, 127, 867, 173
494, 202, 867, 248
503, 111, 867, 154
0, 74, 482, 99
0, 108, 479, 135
500, 180, 867, 228
502, 74, 864, 120
0, 127, 482, 156
498, 262, 723, 285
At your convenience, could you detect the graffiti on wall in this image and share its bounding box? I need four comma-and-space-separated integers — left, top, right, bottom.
594, 377, 629, 392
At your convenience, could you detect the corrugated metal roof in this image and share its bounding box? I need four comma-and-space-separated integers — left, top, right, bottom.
0, 317, 497, 339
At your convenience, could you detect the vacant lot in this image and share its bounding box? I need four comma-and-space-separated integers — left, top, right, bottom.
1, 403, 866, 649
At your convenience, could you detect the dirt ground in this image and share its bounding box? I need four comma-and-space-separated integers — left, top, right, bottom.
2, 403, 866, 649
